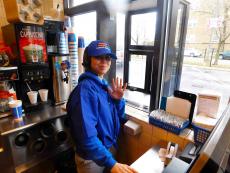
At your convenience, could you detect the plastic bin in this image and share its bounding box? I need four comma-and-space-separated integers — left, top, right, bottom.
149, 90, 197, 135
149, 117, 189, 135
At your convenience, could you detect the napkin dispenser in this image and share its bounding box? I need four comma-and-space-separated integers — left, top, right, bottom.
124, 120, 141, 136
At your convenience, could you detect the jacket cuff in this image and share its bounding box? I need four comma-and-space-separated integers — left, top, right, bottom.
104, 157, 116, 169
113, 98, 125, 105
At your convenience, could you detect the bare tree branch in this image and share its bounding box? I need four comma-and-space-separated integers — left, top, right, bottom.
223, 32, 230, 41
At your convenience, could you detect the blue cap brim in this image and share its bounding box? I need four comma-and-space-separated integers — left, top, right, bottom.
107, 53, 117, 60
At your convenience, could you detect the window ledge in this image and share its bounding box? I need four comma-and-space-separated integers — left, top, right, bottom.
125, 104, 149, 123
125, 104, 194, 141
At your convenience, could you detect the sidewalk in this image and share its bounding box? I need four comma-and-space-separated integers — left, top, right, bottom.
183, 57, 230, 72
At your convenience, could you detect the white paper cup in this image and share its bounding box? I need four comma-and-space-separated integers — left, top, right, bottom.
38, 89, 48, 102
27, 91, 38, 104
8, 100, 23, 119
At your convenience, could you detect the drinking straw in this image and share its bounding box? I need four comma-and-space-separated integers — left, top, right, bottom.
25, 82, 32, 92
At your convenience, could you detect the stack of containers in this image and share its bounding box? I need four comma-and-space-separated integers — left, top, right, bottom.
68, 32, 78, 89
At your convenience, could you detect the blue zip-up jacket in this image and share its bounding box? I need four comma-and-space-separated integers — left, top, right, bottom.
67, 71, 125, 169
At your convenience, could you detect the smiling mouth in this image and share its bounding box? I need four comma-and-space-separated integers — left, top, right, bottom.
99, 66, 108, 69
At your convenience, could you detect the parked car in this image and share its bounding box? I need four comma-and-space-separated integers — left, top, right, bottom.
184, 48, 202, 57
219, 51, 230, 60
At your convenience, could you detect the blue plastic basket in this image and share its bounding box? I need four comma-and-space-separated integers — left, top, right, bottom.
192, 124, 211, 144
149, 116, 190, 135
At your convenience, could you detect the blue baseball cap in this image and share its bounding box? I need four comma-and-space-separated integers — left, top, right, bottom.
86, 40, 117, 59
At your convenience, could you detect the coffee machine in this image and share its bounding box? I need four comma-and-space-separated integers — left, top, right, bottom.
0, 67, 19, 118
44, 21, 72, 105
2, 23, 50, 112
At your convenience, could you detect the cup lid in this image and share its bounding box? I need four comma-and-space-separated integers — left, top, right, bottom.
27, 91, 38, 95
8, 100, 22, 108
38, 89, 48, 91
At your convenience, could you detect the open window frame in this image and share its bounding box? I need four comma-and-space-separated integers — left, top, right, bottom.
124, 8, 157, 94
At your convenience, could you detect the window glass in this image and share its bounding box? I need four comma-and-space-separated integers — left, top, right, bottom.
128, 54, 146, 89
174, 5, 183, 49
180, 0, 230, 116
72, 12, 97, 46
116, 13, 125, 80
124, 90, 150, 112
69, 0, 96, 7
211, 32, 219, 43
131, 12, 157, 45
188, 19, 198, 28
185, 35, 196, 43
168, 4, 184, 92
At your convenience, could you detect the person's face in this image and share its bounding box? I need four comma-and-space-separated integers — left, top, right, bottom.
90, 55, 111, 77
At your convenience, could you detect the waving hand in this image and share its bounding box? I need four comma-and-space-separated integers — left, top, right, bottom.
108, 77, 127, 100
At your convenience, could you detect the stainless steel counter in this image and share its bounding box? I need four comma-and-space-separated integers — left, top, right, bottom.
0, 104, 67, 136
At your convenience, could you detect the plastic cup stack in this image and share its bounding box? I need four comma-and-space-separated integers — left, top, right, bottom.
59, 32, 69, 54
68, 32, 78, 89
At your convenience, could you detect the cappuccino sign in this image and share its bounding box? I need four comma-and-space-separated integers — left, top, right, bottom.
17, 24, 47, 63
20, 28, 44, 39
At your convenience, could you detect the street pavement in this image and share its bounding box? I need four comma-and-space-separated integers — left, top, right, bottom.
180, 64, 230, 116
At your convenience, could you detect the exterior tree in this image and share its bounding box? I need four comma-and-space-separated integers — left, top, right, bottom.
213, 0, 230, 65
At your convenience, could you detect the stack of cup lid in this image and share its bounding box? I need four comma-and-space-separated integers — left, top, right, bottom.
68, 32, 78, 89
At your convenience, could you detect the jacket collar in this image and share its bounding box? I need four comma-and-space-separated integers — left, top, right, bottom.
78, 71, 109, 89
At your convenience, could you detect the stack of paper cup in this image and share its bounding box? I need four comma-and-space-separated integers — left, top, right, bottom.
78, 36, 85, 75
68, 32, 78, 89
